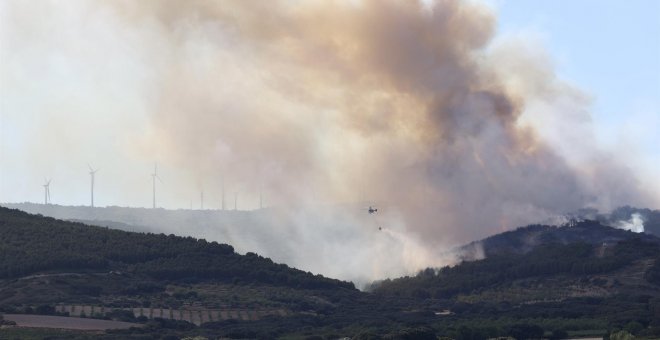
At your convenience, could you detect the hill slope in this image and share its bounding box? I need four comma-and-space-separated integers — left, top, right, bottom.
2, 207, 660, 339
371, 220, 660, 337
0, 207, 353, 291
0, 202, 406, 286
376, 220, 660, 295
460, 219, 659, 258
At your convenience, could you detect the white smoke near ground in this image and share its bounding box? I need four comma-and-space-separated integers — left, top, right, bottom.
1, 0, 658, 285
542, 208, 650, 235
615, 213, 645, 233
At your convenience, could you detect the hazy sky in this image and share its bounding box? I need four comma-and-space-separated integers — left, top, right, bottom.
0, 0, 658, 215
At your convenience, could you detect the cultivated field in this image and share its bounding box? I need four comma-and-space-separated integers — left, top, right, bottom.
55, 304, 289, 325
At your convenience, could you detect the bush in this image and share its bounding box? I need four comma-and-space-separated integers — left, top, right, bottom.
35, 304, 55, 315
106, 309, 137, 322
550, 329, 568, 339
609, 330, 635, 340
624, 321, 643, 335
354, 330, 383, 340
385, 326, 436, 340
508, 324, 544, 340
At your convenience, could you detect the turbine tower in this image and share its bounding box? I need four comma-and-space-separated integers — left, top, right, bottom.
201, 191, 204, 210
88, 164, 99, 207
43, 179, 51, 205
221, 176, 225, 210
234, 192, 238, 211
151, 164, 163, 208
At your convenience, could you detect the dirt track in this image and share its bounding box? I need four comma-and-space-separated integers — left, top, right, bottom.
2, 314, 140, 330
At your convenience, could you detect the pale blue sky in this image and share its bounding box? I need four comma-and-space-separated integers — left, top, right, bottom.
494, 0, 659, 154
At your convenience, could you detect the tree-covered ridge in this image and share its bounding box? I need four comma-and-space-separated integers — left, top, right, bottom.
0, 207, 354, 290
2, 207, 660, 338
374, 229, 660, 299
458, 219, 659, 259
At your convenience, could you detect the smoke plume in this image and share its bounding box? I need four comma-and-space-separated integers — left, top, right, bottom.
120, 0, 652, 237
1, 0, 657, 284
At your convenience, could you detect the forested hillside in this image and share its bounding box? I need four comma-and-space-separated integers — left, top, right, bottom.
2, 207, 660, 339
458, 220, 659, 259
374, 235, 659, 298
0, 207, 353, 290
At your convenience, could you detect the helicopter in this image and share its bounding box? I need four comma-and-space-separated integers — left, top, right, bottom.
365, 206, 381, 230
361, 203, 381, 230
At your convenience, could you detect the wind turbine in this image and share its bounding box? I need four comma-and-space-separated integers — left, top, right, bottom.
151, 164, 163, 208
88, 164, 99, 207
221, 176, 225, 210
43, 179, 51, 205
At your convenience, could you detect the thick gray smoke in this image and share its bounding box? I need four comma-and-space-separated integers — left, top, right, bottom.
115, 0, 652, 238
1, 0, 657, 284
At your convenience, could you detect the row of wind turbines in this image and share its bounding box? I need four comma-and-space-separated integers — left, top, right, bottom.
42, 164, 255, 210
42, 164, 99, 207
